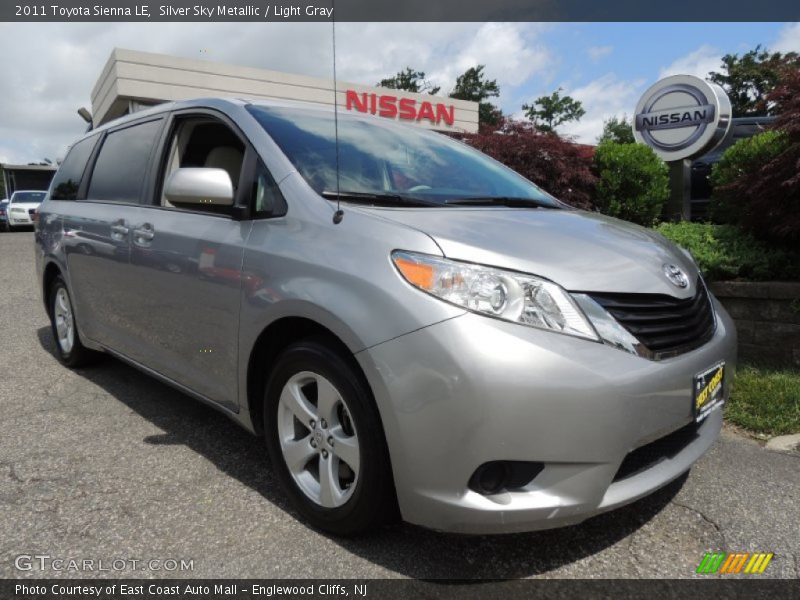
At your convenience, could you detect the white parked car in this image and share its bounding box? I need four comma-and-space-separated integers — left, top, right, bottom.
6, 190, 46, 230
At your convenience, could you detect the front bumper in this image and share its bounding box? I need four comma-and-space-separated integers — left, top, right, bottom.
357, 297, 737, 534
8, 212, 33, 226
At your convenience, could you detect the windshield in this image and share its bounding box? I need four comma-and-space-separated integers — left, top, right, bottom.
11, 191, 46, 204
247, 105, 559, 207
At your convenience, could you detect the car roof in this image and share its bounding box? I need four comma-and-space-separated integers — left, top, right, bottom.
84, 96, 338, 135
74, 97, 247, 142
77, 96, 387, 145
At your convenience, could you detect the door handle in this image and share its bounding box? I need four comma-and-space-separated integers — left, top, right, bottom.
110, 220, 129, 241
133, 223, 155, 246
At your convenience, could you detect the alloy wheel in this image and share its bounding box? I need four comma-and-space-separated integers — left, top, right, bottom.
277, 371, 360, 508
53, 288, 75, 354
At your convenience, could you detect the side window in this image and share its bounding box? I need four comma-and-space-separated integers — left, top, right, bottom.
159, 118, 246, 215
87, 119, 161, 203
50, 134, 99, 200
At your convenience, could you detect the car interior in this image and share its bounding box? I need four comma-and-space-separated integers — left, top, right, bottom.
161, 119, 245, 214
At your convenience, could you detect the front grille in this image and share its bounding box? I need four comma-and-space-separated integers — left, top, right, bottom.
613, 420, 700, 482
589, 278, 715, 357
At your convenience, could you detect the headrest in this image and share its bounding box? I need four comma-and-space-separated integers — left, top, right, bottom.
204, 146, 243, 188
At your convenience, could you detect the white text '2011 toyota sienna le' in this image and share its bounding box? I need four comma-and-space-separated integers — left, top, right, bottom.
35, 98, 736, 535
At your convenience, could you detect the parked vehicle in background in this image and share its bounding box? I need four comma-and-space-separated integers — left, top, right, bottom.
690, 116, 775, 221
36, 98, 736, 536
6, 190, 46, 230
0, 199, 9, 231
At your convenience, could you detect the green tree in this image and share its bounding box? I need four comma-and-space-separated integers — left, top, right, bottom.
708, 45, 800, 116
449, 65, 502, 127
377, 67, 440, 95
598, 115, 635, 144
522, 88, 585, 133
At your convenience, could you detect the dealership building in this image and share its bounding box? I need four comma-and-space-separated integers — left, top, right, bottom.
90, 48, 479, 133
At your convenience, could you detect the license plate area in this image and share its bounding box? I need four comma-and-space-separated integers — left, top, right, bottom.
694, 361, 725, 422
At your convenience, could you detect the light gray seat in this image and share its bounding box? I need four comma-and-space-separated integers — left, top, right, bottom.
204, 146, 243, 189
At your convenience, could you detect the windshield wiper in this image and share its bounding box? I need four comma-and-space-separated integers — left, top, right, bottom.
321, 190, 440, 208
443, 196, 559, 209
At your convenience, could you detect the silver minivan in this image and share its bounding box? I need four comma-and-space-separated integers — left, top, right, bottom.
36, 98, 737, 535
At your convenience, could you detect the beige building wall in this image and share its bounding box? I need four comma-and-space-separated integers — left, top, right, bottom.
91, 48, 479, 133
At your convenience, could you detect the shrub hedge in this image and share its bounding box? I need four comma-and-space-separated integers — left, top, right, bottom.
592, 142, 669, 226
710, 130, 789, 224
656, 221, 800, 282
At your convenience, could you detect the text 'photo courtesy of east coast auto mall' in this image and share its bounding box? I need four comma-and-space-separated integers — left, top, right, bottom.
1, 0, 799, 598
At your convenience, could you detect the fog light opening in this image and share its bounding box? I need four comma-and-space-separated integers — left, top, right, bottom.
468, 461, 544, 495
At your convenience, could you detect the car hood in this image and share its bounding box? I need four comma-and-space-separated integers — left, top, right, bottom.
9, 202, 40, 209
362, 207, 699, 296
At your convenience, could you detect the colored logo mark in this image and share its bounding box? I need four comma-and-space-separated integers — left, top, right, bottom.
696, 552, 773, 574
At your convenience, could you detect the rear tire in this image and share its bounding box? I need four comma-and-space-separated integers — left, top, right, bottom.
263, 337, 396, 535
48, 275, 101, 367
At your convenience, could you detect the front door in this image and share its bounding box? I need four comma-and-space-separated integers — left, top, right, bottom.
122, 112, 252, 410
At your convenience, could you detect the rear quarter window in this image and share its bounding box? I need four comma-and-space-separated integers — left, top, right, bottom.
50, 134, 100, 200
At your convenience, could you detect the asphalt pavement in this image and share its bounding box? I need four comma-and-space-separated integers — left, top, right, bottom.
1, 230, 798, 579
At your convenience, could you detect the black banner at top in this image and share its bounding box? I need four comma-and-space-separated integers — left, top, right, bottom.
2, 0, 800, 22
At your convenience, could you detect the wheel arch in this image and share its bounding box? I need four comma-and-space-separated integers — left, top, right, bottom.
246, 315, 366, 438
42, 260, 63, 317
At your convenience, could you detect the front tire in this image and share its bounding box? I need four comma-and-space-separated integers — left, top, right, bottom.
263, 337, 396, 535
48, 275, 100, 367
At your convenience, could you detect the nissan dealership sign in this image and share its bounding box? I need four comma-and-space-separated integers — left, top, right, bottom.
633, 74, 732, 162
91, 49, 479, 132
345, 90, 456, 126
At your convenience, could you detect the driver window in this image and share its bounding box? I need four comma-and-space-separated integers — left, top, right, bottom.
161, 117, 246, 213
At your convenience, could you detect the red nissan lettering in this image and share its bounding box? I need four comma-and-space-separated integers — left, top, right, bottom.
379, 95, 398, 118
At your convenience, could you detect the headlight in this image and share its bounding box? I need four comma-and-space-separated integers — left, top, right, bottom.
391, 250, 599, 341
10, 207, 25, 213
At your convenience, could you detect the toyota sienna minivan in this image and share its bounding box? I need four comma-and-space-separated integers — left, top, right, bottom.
35, 98, 736, 535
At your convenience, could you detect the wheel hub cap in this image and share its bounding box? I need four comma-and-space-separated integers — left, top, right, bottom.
277, 371, 360, 508
54, 288, 74, 354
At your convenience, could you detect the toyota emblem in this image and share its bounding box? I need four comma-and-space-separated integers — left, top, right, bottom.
663, 264, 689, 288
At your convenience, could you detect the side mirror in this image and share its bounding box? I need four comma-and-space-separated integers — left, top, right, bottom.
164, 168, 234, 206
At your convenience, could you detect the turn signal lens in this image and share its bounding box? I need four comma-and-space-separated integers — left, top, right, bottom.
391, 250, 599, 341
393, 257, 435, 290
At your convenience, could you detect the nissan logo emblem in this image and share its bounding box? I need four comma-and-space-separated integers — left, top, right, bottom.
633, 75, 731, 162
663, 264, 689, 288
